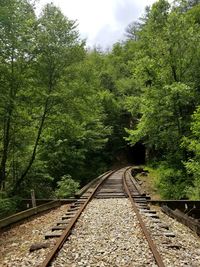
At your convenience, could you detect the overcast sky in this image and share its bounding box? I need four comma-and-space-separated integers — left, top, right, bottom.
36, 0, 158, 49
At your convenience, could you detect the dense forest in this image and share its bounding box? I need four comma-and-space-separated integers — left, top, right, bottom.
1, 0, 200, 217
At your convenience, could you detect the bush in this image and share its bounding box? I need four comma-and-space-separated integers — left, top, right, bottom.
55, 175, 79, 198
12, 161, 55, 198
184, 160, 200, 199
0, 198, 18, 219
155, 164, 188, 199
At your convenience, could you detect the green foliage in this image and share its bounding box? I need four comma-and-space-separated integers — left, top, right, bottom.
144, 164, 189, 199
1, 0, 200, 201
55, 175, 79, 198
184, 160, 200, 199
123, 0, 200, 199
126, 83, 195, 150
182, 106, 200, 199
0, 1, 110, 197
0, 199, 17, 219
0, 195, 22, 219
155, 164, 188, 199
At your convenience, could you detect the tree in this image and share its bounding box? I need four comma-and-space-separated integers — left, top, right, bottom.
13, 3, 85, 191
126, 83, 195, 161
126, 0, 200, 160
0, 0, 36, 189
120, 0, 200, 199
125, 21, 141, 41
38, 51, 112, 186
183, 106, 200, 199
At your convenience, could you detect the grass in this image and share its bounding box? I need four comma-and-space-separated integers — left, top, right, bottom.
136, 165, 161, 200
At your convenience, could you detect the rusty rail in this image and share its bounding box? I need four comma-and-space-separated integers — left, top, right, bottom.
40, 170, 116, 267
75, 170, 111, 197
123, 168, 165, 267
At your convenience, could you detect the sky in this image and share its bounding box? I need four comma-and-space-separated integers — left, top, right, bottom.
36, 0, 158, 49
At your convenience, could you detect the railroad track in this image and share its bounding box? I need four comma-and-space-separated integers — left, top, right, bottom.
41, 167, 165, 267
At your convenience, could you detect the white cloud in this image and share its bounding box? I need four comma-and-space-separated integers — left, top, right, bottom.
36, 0, 158, 48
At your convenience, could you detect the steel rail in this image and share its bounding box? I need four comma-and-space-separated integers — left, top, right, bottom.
40, 169, 116, 267
123, 168, 165, 267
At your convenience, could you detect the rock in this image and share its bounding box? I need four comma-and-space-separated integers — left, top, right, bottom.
164, 232, 176, 238
29, 242, 50, 252
158, 223, 169, 230
167, 244, 181, 250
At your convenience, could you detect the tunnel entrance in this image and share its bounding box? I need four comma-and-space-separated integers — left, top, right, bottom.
126, 142, 146, 165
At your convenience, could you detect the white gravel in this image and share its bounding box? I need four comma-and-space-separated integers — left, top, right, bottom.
51, 199, 157, 267
141, 205, 200, 267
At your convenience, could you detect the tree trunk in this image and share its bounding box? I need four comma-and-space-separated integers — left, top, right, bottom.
0, 117, 11, 189
12, 67, 54, 193
0, 54, 15, 190
14, 97, 49, 191
171, 64, 178, 82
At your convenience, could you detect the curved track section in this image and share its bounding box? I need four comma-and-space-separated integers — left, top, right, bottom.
95, 168, 127, 199
123, 168, 165, 267
41, 167, 165, 267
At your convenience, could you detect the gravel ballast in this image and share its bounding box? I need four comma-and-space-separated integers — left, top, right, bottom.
1, 198, 200, 266
51, 198, 157, 267
143, 205, 200, 267
0, 204, 69, 267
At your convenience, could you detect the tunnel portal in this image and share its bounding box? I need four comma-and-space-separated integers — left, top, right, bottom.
126, 142, 146, 165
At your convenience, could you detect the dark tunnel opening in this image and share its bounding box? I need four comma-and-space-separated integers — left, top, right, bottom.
126, 142, 146, 165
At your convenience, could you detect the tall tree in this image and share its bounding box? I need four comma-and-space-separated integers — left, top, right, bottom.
0, 0, 36, 189
14, 3, 85, 190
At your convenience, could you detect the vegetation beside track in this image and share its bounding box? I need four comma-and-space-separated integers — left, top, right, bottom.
135, 167, 161, 200
137, 165, 187, 200
1, 0, 200, 218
